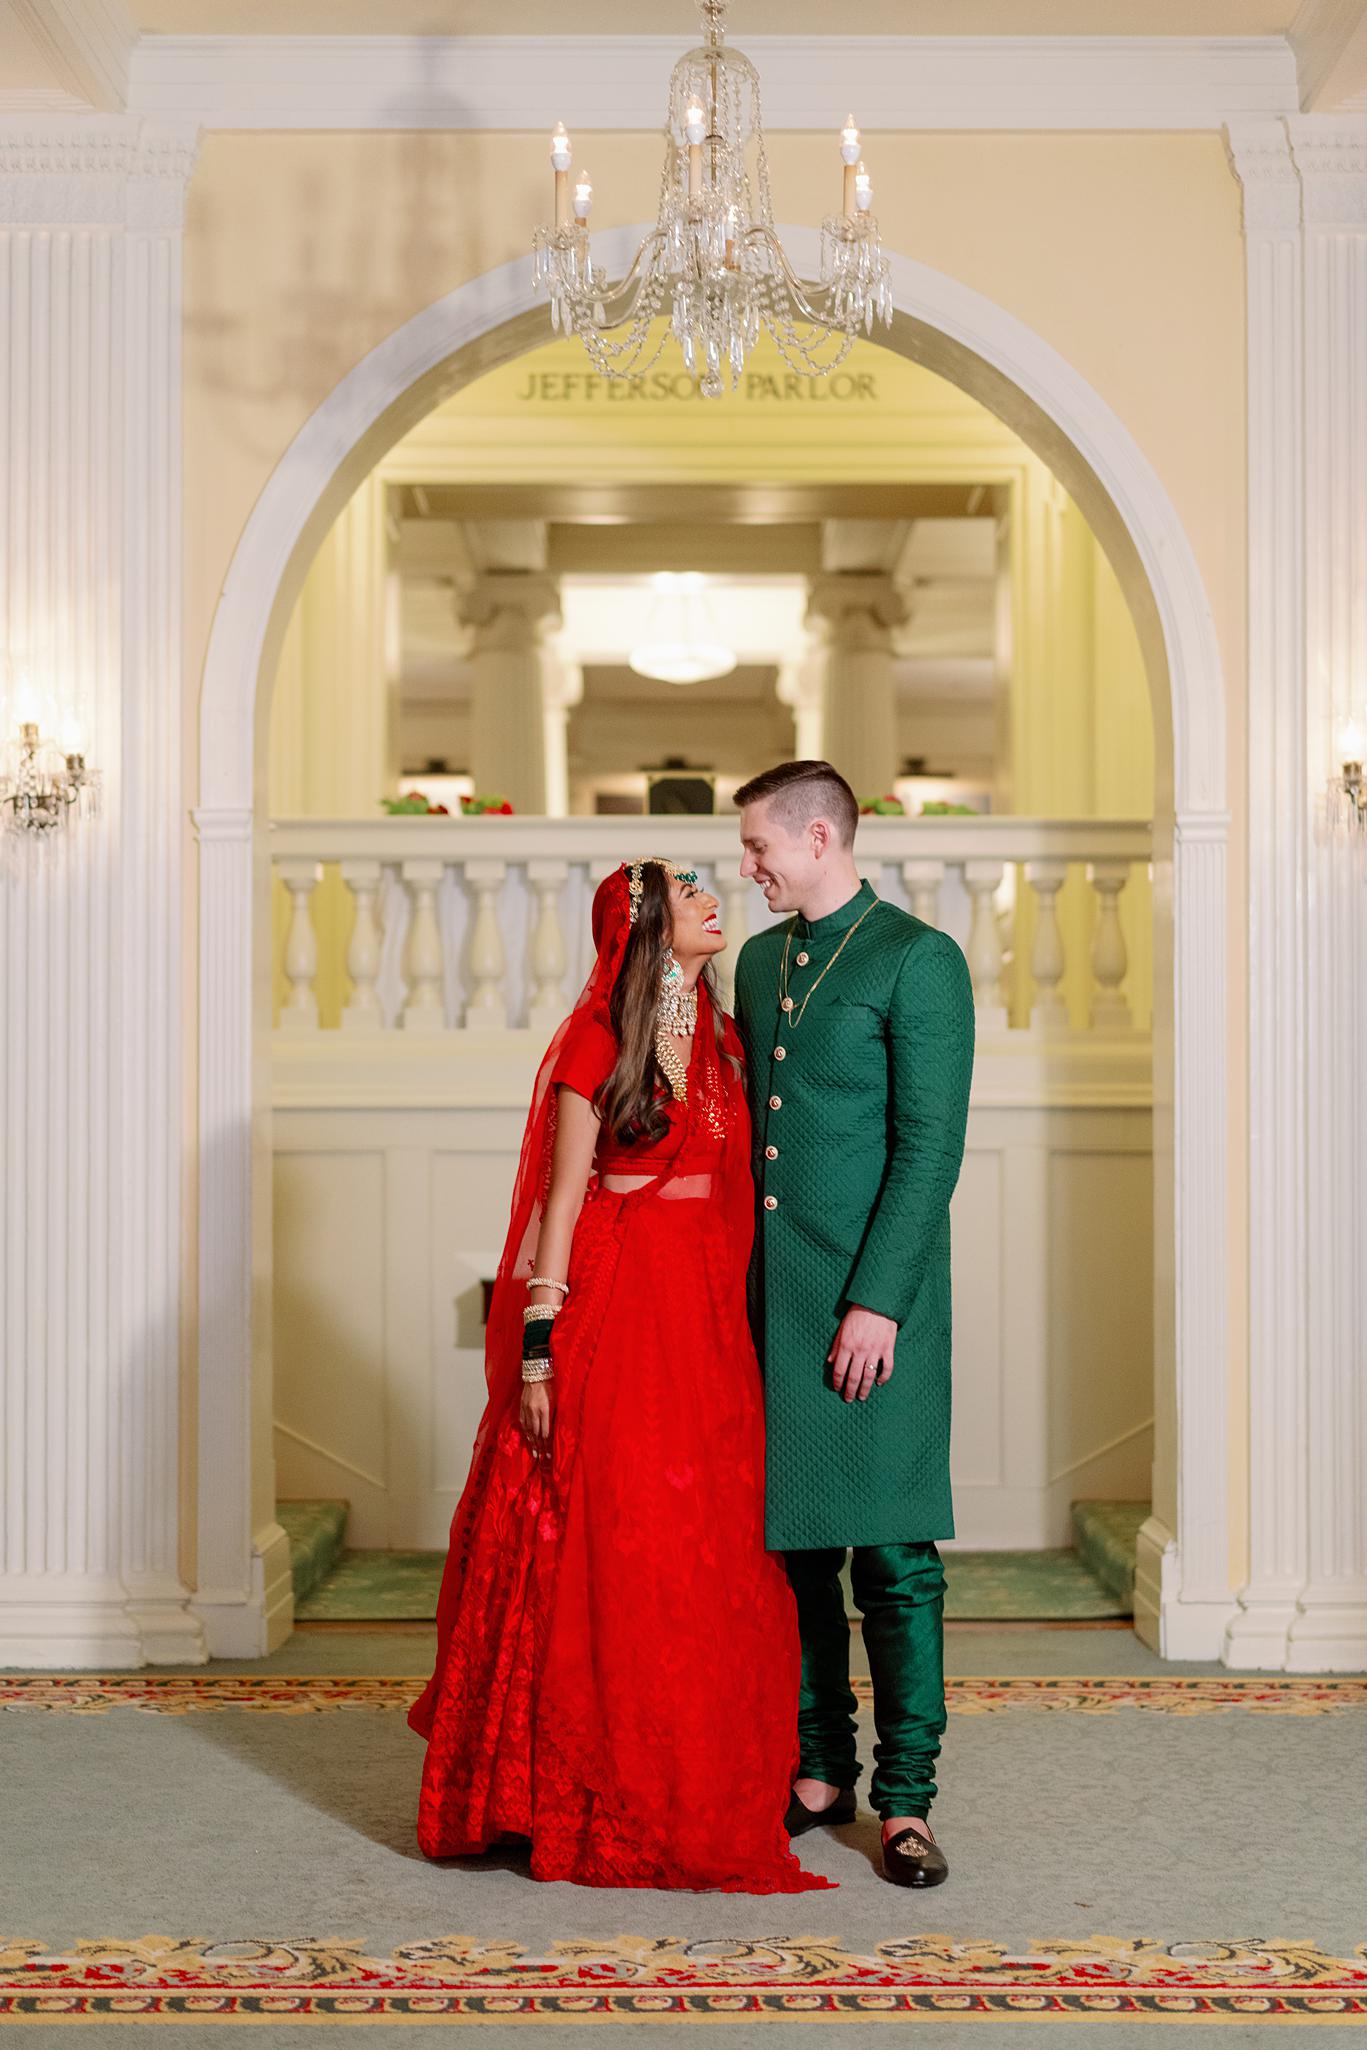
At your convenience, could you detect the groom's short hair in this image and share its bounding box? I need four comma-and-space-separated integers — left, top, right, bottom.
733, 760, 859, 847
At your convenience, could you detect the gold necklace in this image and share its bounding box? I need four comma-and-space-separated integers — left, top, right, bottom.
778, 897, 882, 1030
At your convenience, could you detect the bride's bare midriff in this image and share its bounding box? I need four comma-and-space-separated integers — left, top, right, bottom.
599, 1172, 713, 1199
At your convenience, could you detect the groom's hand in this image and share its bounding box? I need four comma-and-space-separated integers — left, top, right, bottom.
828, 1306, 898, 1403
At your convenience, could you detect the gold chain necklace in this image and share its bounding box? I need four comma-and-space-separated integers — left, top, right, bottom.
778, 897, 882, 1030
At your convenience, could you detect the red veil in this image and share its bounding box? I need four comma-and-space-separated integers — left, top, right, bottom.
409, 861, 754, 1741
408, 861, 828, 1893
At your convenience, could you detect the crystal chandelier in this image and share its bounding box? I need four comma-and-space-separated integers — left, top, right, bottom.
0, 691, 100, 845
1325, 714, 1367, 853
532, 0, 892, 398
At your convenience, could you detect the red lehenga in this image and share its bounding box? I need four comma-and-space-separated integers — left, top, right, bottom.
409, 865, 829, 1893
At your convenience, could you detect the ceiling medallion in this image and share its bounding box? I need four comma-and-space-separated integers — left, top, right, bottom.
533, 0, 892, 398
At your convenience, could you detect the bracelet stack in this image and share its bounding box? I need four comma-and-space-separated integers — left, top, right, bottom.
522, 1274, 569, 1384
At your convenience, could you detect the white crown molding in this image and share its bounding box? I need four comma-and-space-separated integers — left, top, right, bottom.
125, 32, 1298, 133
8, 0, 137, 114
1289, 0, 1367, 112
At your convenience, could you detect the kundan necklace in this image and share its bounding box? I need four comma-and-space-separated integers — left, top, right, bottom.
656, 962, 698, 1103
778, 896, 882, 1030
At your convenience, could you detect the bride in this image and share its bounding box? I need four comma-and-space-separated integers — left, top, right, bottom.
408, 857, 830, 1893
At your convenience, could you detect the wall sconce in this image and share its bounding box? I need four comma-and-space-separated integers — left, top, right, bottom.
1326, 715, 1366, 846
0, 680, 101, 845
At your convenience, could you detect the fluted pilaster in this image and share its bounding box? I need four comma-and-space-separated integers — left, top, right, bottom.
0, 117, 203, 1666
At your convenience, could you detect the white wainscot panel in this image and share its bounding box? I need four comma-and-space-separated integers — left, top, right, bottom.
946, 1107, 1153, 1549
271, 1093, 1151, 1555
946, 1148, 1005, 1496
273, 1151, 388, 1539
414, 1150, 521, 1549
1048, 1144, 1154, 1503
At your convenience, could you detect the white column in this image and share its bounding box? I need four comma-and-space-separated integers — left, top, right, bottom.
459, 573, 562, 816
776, 652, 827, 761
0, 118, 206, 1667
541, 648, 583, 821
805, 574, 909, 798
1285, 118, 1367, 1671
1223, 122, 1311, 1669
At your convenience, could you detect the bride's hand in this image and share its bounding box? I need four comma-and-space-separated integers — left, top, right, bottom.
521, 1382, 553, 1457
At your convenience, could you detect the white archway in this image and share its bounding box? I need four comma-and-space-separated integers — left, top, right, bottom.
193, 226, 1231, 1658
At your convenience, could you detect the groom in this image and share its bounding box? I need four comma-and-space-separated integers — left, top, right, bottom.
732, 759, 975, 1888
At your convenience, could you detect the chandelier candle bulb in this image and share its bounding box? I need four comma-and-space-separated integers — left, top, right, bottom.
1339, 716, 1364, 770
686, 97, 706, 197
855, 160, 873, 212
550, 122, 572, 228
841, 116, 861, 215
574, 170, 592, 222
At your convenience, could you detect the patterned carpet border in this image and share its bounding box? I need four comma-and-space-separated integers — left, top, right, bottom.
2, 1936, 1366, 2025
3, 1673, 1365, 1719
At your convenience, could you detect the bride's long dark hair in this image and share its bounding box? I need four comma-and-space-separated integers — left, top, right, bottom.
595, 861, 724, 1147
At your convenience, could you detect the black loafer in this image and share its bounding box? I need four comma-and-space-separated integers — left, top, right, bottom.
882, 1824, 948, 1887
785, 1786, 856, 1838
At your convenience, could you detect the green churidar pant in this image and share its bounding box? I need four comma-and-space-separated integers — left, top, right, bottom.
784, 1542, 947, 1821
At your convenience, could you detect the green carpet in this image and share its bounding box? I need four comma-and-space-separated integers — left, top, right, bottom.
5, 1635, 1367, 2038
276, 1499, 348, 1606
1073, 1499, 1147, 1603
293, 1529, 1133, 1623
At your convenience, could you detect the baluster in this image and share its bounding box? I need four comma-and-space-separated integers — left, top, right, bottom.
963, 859, 1009, 1031
339, 858, 384, 1034
527, 859, 570, 1034
401, 857, 447, 1033
277, 858, 321, 1034
1088, 860, 1133, 1030
1024, 859, 1069, 1033
464, 858, 509, 1032
902, 858, 945, 928
717, 873, 754, 1011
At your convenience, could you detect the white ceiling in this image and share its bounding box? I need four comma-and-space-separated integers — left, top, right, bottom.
121, 2, 1300, 34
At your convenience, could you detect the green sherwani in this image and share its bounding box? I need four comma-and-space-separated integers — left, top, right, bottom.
734, 880, 975, 1552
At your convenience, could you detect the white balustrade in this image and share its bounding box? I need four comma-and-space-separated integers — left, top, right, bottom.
903, 858, 945, 927
1088, 859, 1133, 1032
463, 858, 509, 1032
1024, 858, 1070, 1033
401, 858, 447, 1033
526, 859, 570, 1035
339, 858, 384, 1034
268, 817, 1150, 1044
277, 859, 322, 1034
963, 860, 1009, 1031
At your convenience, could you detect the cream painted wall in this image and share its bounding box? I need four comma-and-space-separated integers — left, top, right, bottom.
183, 127, 1248, 1574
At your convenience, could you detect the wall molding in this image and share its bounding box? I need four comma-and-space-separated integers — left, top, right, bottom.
8, 0, 137, 116
125, 32, 1299, 133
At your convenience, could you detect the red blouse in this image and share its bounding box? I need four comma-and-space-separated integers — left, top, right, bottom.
550, 1006, 740, 1178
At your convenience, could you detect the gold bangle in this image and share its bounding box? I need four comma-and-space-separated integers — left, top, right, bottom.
523, 1303, 560, 1325
526, 1275, 569, 1295
522, 1359, 554, 1383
